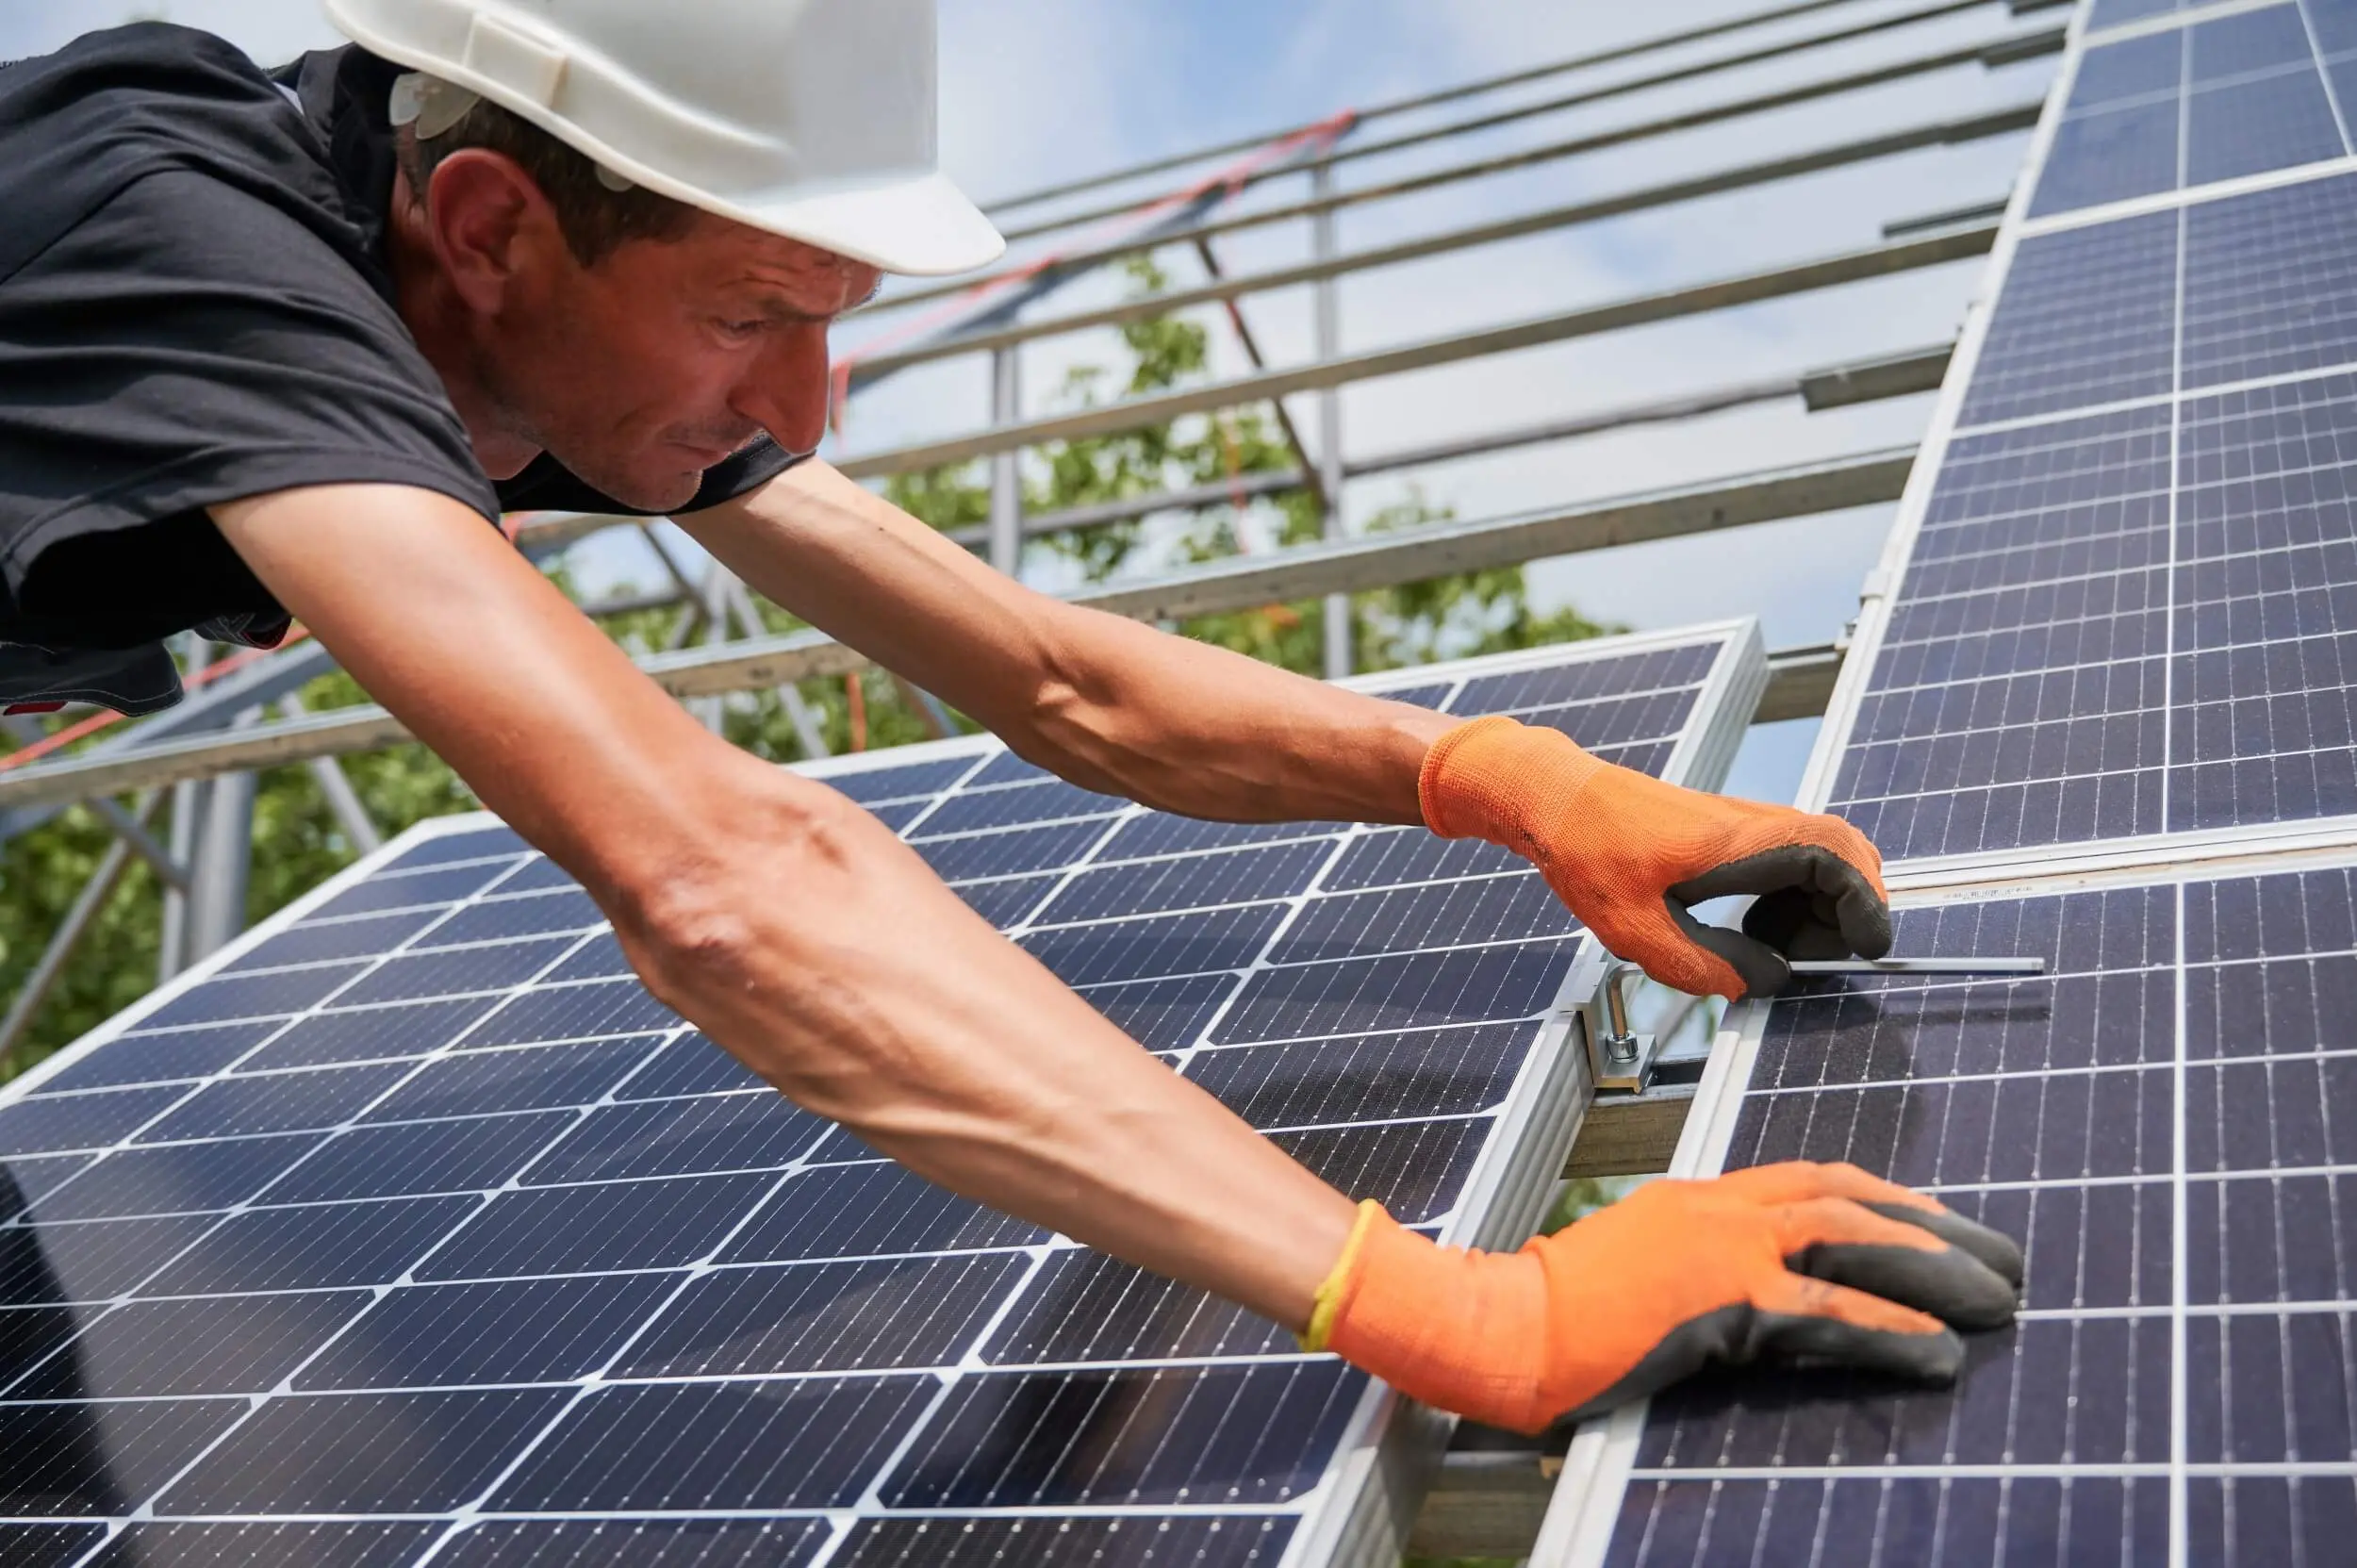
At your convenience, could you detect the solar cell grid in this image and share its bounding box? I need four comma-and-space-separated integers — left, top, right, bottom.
1557, 852, 2357, 1567
1831, 167, 2357, 862
2033, 3, 2356, 221
0, 628, 1761, 1565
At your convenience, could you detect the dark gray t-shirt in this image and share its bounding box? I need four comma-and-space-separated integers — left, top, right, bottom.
0, 24, 800, 713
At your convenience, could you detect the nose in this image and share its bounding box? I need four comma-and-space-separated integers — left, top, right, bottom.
731, 325, 833, 454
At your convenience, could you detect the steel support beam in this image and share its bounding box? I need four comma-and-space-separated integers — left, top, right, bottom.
0, 791, 162, 1065
0, 450, 1911, 808
1311, 158, 1350, 682
987, 347, 1023, 577
185, 744, 256, 962
1192, 238, 1329, 520
1883, 194, 2013, 238
840, 228, 1994, 480
850, 103, 2036, 383
937, 345, 1951, 550
995, 0, 1997, 245
1755, 642, 1847, 724
281, 694, 382, 855
866, 30, 2053, 319
981, 0, 1877, 216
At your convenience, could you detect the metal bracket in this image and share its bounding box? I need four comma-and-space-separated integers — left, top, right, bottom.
1567, 945, 1662, 1094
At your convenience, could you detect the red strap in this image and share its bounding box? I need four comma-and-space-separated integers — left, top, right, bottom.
3, 702, 66, 716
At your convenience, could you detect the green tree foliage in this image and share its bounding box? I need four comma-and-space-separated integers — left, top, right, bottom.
0, 258, 1614, 1074
886, 260, 1620, 673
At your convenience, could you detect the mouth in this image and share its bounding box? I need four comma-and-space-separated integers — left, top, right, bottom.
668, 440, 738, 467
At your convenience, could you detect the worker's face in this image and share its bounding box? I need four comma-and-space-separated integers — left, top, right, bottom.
486, 215, 879, 510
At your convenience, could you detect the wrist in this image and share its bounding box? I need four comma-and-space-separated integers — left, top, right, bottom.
1418, 716, 1606, 850
1315, 1204, 1553, 1432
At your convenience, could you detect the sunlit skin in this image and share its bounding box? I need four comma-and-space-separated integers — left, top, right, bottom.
385, 148, 882, 509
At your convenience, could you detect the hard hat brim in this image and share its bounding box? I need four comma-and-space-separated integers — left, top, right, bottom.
325, 0, 1006, 278
700, 169, 1008, 278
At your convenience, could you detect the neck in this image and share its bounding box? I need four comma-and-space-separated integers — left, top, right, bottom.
385, 171, 542, 482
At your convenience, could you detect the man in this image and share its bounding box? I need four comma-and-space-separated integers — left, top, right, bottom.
0, 2, 2019, 1433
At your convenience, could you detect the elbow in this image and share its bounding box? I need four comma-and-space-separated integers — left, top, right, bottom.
602, 770, 865, 1017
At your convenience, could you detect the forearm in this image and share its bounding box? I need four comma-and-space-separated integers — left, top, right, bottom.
692, 461, 1453, 825
1012, 611, 1455, 825
213, 483, 1354, 1329
622, 784, 1356, 1326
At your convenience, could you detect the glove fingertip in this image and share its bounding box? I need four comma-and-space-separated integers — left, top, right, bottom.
1868, 1201, 2027, 1290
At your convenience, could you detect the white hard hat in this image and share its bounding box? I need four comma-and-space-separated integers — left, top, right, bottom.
321, 0, 1006, 276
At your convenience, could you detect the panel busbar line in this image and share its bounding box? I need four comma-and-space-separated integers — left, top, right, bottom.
1548, 844, 2357, 1567
0, 622, 1765, 1568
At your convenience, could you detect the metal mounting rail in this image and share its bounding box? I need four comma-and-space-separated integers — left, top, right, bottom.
837, 229, 1992, 479
0, 452, 1909, 809
526, 343, 1947, 568
994, 0, 2003, 245
849, 104, 2036, 382
865, 30, 2056, 317
981, 0, 1888, 216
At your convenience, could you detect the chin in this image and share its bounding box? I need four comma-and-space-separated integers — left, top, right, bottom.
578, 463, 705, 514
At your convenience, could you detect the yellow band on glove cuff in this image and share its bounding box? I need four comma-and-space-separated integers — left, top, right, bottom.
1298, 1198, 1389, 1352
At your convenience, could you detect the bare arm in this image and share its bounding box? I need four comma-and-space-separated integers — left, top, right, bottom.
210, 484, 1354, 1326
682, 459, 1455, 823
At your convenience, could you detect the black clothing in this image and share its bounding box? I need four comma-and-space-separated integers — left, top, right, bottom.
0, 24, 800, 714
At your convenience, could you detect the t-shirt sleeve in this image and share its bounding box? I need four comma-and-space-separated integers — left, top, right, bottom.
496, 438, 810, 518
0, 166, 498, 650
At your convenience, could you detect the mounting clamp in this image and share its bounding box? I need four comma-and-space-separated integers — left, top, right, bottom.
1565, 944, 1661, 1094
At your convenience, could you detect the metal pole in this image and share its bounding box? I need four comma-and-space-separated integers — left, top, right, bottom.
157, 638, 211, 982
988, 346, 1023, 578
864, 31, 2051, 322
278, 695, 381, 855
978, 0, 1873, 216
717, 576, 832, 761
0, 791, 161, 1066
991, 0, 1995, 246
1192, 238, 1329, 520
838, 225, 1996, 479
849, 101, 2038, 383
1312, 158, 1350, 681
184, 708, 258, 963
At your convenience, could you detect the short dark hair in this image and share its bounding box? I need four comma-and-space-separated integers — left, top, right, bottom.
396, 97, 699, 266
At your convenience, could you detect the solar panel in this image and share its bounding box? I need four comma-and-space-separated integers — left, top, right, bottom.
1543, 846, 2357, 1568
2031, 2, 2355, 221
0, 623, 1768, 1566
1535, 6, 2357, 1562
1826, 163, 2357, 867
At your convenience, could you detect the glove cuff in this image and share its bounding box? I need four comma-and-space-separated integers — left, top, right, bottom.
1298, 1198, 1386, 1352
1318, 1202, 1552, 1433
1418, 715, 1605, 848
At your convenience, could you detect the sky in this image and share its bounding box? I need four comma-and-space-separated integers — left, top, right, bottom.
4, 1, 2059, 800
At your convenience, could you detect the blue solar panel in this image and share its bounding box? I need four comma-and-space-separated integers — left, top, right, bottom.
1826, 164, 2357, 863
1540, 14, 2357, 1563
1556, 853, 2357, 1568
2032, 2, 2354, 221
0, 627, 1765, 1564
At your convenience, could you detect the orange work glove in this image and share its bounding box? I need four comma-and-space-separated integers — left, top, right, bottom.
1420, 715, 1891, 999
1304, 1162, 2022, 1434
